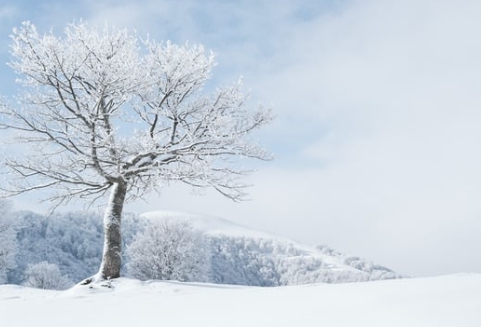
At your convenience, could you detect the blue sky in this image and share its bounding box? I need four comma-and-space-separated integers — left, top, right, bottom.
1, 0, 481, 278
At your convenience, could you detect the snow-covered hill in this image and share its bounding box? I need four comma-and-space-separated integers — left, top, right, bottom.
5, 210, 402, 287
2, 274, 480, 327
141, 211, 402, 285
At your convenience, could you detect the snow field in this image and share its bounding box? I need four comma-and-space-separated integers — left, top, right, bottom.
1, 273, 480, 327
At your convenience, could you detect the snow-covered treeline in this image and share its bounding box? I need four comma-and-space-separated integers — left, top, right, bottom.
209, 235, 400, 286
4, 210, 142, 287
1, 210, 402, 288
0, 202, 17, 284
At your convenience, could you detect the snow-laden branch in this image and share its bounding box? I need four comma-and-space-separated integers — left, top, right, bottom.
0, 21, 272, 208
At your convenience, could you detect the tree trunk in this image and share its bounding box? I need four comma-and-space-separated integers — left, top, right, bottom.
98, 181, 127, 280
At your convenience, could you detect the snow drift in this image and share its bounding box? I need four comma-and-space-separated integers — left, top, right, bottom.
1, 274, 480, 327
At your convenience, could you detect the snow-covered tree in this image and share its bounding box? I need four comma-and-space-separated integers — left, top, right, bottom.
10, 210, 104, 284
0, 21, 272, 281
126, 219, 209, 282
209, 236, 279, 286
23, 261, 73, 290
0, 200, 17, 284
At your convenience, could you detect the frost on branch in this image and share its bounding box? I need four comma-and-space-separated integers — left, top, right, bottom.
23, 261, 73, 290
126, 219, 209, 282
0, 21, 272, 280
0, 21, 272, 206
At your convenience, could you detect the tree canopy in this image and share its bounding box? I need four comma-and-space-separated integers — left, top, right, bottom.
1, 21, 271, 206
0, 21, 272, 280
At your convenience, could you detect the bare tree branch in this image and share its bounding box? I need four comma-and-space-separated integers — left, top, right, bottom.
1, 21, 272, 280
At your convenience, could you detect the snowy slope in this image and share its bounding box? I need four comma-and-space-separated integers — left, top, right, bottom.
141, 211, 402, 284
141, 210, 279, 238
6, 210, 401, 287
1, 274, 480, 327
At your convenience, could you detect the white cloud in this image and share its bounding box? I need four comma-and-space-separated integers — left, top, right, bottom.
0, 5, 16, 20
239, 0, 481, 276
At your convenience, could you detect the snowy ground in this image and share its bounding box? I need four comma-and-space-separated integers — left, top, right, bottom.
1, 274, 480, 326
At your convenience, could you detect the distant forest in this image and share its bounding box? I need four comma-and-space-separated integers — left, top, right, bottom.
0, 209, 401, 289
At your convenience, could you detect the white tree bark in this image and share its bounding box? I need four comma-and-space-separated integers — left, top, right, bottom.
97, 181, 126, 280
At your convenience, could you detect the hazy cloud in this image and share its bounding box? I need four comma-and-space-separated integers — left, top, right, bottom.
0, 5, 16, 20
241, 0, 481, 276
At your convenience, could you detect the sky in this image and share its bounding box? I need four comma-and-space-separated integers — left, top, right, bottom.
1, 0, 481, 278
